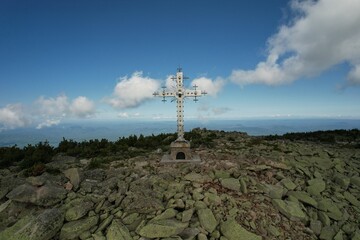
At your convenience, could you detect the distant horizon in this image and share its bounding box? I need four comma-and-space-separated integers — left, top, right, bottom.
1, 118, 360, 147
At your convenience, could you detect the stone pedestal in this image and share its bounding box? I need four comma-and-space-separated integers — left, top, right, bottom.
161, 139, 201, 163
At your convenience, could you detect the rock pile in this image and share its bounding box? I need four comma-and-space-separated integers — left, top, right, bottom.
0, 130, 359, 240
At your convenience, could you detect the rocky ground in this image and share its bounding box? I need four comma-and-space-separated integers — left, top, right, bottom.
0, 130, 359, 240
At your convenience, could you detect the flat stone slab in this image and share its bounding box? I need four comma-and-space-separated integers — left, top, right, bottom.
160, 154, 201, 163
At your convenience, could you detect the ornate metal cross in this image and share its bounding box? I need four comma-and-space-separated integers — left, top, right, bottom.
153, 68, 207, 141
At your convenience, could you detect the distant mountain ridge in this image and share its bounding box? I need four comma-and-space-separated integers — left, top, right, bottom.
1, 119, 360, 147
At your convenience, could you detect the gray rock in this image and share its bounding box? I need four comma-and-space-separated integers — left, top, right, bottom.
220, 178, 240, 191
197, 208, 218, 233
280, 178, 297, 191
6, 183, 67, 207
0, 208, 64, 240
310, 220, 322, 235
268, 185, 285, 199
317, 198, 343, 221
220, 219, 262, 240
307, 178, 326, 196
272, 199, 307, 221
63, 168, 82, 190
184, 172, 211, 183
60, 215, 99, 240
350, 176, 360, 188
139, 219, 188, 238
319, 226, 336, 240
318, 211, 331, 226
344, 191, 360, 207
287, 191, 318, 208
334, 174, 350, 189
178, 227, 200, 240
65, 200, 94, 221
240, 178, 248, 194
106, 219, 133, 240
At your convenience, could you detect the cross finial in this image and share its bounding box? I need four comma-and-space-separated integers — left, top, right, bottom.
177, 66, 182, 73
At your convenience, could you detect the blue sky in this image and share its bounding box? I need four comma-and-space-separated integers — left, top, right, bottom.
1, 0, 360, 130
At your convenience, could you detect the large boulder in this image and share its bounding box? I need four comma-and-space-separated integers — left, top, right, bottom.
6, 183, 67, 207
60, 215, 99, 240
0, 208, 64, 240
139, 219, 188, 238
221, 219, 262, 240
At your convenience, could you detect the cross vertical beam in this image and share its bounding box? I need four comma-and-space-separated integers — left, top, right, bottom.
153, 68, 207, 141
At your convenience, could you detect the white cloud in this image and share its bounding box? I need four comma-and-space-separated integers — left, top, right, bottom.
36, 95, 68, 117
36, 95, 95, 118
191, 77, 225, 96
230, 0, 360, 86
118, 112, 129, 118
165, 75, 176, 90
70, 96, 95, 117
36, 119, 60, 129
107, 71, 160, 109
35, 94, 95, 128
212, 107, 231, 115
0, 104, 30, 130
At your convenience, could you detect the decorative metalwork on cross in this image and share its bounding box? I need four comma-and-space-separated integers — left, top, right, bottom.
153, 68, 207, 163
153, 68, 207, 141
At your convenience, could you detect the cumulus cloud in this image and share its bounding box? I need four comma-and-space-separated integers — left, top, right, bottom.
191, 77, 225, 96
212, 107, 231, 115
36, 95, 68, 117
35, 94, 95, 128
118, 112, 129, 118
107, 71, 160, 109
69, 96, 95, 117
0, 104, 30, 130
36, 119, 61, 129
36, 95, 95, 118
230, 0, 360, 86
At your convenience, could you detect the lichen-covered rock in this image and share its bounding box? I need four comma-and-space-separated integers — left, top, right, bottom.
220, 219, 262, 240
272, 199, 307, 221
334, 174, 350, 189
197, 208, 218, 233
280, 178, 297, 191
65, 200, 94, 221
350, 176, 360, 188
268, 184, 285, 199
106, 219, 132, 240
139, 219, 188, 238
121, 194, 164, 214
0, 208, 64, 240
307, 178, 326, 196
317, 198, 343, 221
184, 172, 211, 183
6, 183, 67, 207
287, 191, 318, 208
344, 191, 360, 207
60, 215, 99, 240
310, 220, 322, 235
220, 178, 240, 191
319, 226, 336, 240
